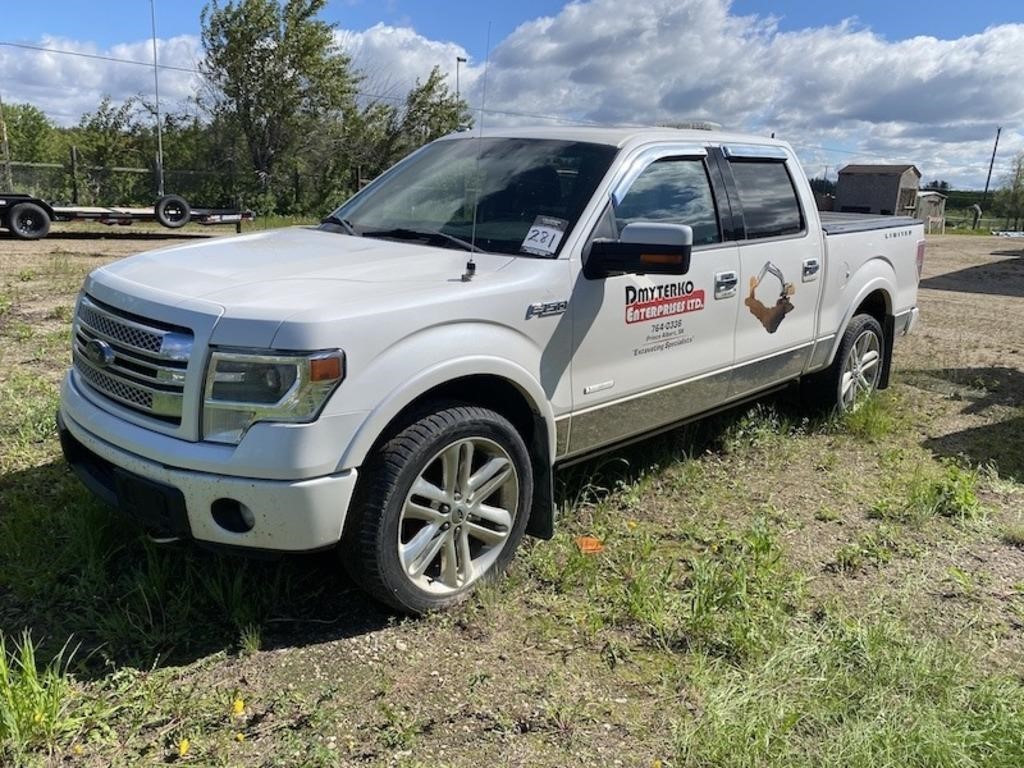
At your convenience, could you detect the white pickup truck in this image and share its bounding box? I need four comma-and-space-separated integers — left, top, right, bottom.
58, 126, 923, 612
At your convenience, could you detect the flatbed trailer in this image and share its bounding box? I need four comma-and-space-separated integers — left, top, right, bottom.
0, 193, 254, 240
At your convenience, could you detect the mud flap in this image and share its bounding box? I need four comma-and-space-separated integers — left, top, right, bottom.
525, 412, 555, 539
879, 314, 896, 389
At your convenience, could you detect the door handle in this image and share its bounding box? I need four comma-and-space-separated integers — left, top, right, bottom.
714, 270, 738, 299
802, 258, 820, 281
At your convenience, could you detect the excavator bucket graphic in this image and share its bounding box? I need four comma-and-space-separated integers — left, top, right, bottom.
745, 260, 795, 334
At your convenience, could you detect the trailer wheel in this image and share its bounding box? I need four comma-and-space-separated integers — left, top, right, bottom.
155, 195, 191, 229
7, 202, 51, 240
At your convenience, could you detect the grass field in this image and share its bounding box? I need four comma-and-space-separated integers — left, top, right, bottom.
1, 228, 1023, 765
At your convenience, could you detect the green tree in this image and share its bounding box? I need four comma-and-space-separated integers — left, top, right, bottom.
993, 152, 1024, 230
394, 66, 472, 158
200, 0, 359, 204
2, 103, 60, 163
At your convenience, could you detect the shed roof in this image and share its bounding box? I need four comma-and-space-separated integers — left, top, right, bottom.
838, 164, 921, 177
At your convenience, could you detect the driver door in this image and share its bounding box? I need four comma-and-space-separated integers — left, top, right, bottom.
567, 149, 740, 455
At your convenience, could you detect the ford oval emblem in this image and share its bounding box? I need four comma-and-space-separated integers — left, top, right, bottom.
84, 338, 115, 368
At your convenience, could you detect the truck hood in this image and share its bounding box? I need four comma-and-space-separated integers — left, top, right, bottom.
88, 226, 526, 349
98, 227, 515, 305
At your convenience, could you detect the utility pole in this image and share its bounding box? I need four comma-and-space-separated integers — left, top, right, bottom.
980, 126, 1001, 209
0, 89, 14, 192
456, 56, 467, 99
150, 0, 165, 197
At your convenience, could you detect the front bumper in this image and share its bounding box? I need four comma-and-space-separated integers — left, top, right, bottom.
58, 410, 358, 552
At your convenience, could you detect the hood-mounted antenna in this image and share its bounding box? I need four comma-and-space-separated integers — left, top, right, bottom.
462, 22, 492, 282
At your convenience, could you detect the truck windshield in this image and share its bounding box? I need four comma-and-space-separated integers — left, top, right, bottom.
325, 138, 617, 257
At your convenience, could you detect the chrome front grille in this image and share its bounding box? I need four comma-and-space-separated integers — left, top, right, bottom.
72, 295, 193, 423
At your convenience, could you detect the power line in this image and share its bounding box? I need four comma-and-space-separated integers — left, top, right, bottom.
0, 40, 198, 73
0, 39, 608, 124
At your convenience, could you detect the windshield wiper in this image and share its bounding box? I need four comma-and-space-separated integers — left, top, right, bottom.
320, 214, 360, 236
363, 227, 483, 253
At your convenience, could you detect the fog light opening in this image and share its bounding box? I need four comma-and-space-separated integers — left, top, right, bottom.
211, 498, 255, 533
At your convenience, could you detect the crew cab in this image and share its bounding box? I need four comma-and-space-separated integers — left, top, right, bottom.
57, 126, 923, 612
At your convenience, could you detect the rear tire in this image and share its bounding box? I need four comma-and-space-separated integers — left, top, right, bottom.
805, 313, 885, 414
8, 202, 51, 240
342, 403, 533, 614
154, 194, 191, 229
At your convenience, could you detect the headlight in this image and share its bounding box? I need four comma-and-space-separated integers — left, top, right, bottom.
202, 349, 345, 444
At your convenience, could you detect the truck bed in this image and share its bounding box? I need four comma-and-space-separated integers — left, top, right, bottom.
820, 212, 920, 235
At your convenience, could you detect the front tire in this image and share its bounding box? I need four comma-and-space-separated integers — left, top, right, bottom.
342, 404, 533, 613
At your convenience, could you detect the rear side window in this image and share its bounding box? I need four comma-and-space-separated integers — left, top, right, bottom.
615, 158, 721, 245
729, 160, 804, 239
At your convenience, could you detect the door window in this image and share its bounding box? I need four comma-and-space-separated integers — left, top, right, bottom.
728, 160, 804, 239
614, 158, 721, 245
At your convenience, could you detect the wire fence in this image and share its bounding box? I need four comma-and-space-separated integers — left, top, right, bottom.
8, 154, 242, 208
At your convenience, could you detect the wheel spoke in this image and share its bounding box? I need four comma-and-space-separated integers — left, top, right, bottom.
469, 457, 511, 502
440, 535, 459, 587
470, 502, 512, 529
403, 500, 446, 524
441, 444, 461, 496
402, 525, 445, 577
411, 477, 448, 505
465, 520, 508, 546
860, 349, 880, 371
457, 527, 474, 583
457, 441, 474, 497
841, 370, 856, 403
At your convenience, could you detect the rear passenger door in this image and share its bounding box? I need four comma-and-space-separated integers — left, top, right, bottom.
716, 147, 823, 398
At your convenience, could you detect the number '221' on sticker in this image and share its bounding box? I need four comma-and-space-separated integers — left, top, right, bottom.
520, 216, 568, 256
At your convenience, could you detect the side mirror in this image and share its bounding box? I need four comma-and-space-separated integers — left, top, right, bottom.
583, 223, 693, 279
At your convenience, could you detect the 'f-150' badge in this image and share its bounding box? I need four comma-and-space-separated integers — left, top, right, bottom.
526, 300, 568, 319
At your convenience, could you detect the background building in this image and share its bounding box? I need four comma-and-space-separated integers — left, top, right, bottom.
835, 164, 921, 215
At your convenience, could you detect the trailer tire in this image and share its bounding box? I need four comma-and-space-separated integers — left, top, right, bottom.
155, 195, 191, 229
7, 202, 51, 240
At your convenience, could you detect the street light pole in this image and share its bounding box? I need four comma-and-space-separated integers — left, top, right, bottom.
150, 0, 165, 197
456, 56, 467, 99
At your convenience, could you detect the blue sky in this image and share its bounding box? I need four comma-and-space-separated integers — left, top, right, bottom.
5, 0, 1021, 58
1, 0, 1022, 186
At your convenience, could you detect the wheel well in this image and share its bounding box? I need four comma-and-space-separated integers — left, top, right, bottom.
368, 374, 555, 539
391, 375, 538, 444
855, 289, 890, 326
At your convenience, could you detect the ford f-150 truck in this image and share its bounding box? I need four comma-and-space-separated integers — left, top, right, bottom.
57, 126, 923, 612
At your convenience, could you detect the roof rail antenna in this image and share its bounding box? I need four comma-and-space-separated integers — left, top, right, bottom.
464, 21, 493, 282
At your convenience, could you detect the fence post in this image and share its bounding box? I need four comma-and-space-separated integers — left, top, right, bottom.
70, 145, 80, 205
0, 89, 14, 192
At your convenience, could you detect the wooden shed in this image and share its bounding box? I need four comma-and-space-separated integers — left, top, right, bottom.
835, 164, 921, 216
915, 190, 947, 233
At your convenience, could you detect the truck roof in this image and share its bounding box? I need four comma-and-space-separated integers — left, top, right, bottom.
440, 125, 791, 151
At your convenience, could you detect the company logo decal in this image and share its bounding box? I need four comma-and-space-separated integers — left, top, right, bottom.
745, 261, 795, 334
625, 281, 705, 324
83, 338, 116, 368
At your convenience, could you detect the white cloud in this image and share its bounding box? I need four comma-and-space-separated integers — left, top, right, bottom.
3, 1, 1022, 186
337, 23, 479, 103
0, 35, 202, 125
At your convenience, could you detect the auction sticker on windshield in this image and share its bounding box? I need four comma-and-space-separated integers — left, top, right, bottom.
520, 216, 568, 256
